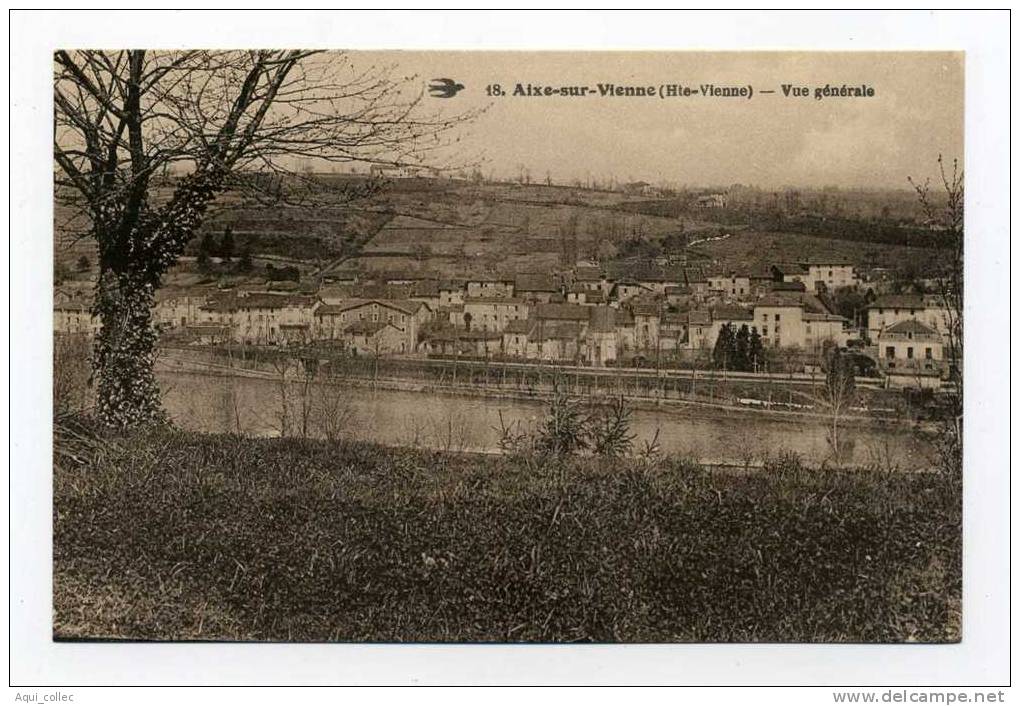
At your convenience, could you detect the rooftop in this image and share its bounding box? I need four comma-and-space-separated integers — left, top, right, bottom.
344, 320, 394, 336
515, 273, 559, 292
464, 296, 527, 306
313, 298, 427, 316
535, 303, 590, 322
711, 305, 754, 321
773, 262, 811, 276
881, 319, 940, 336
868, 294, 927, 310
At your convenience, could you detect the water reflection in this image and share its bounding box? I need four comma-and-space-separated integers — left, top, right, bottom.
158, 370, 933, 469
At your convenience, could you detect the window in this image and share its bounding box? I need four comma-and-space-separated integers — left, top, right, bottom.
907, 347, 914, 359
925, 347, 933, 359
885, 346, 895, 359
775, 314, 780, 322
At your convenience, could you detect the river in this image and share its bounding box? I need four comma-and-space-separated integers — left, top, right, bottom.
157, 370, 934, 470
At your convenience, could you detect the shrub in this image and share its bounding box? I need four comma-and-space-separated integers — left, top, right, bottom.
534, 380, 587, 457
762, 449, 805, 478
53, 334, 92, 417
587, 395, 635, 458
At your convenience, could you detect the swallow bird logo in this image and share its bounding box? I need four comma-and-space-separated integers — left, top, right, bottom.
429, 78, 465, 98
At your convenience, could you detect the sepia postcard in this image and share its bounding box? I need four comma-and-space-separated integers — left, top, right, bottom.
50, 48, 965, 647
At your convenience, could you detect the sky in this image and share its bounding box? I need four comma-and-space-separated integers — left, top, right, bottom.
346, 51, 963, 190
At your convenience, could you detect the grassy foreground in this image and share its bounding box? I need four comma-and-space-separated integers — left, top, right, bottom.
54, 421, 960, 643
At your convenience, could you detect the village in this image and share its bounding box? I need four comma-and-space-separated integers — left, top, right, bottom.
55, 252, 953, 390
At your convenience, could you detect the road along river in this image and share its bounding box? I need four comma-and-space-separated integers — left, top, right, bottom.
157, 367, 935, 470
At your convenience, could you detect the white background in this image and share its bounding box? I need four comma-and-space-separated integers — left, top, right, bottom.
6, 8, 1013, 698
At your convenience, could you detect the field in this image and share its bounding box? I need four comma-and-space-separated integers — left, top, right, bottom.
54, 420, 961, 643
695, 230, 944, 275
55, 178, 946, 287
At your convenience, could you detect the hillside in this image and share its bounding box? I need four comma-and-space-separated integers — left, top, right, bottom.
55, 177, 946, 287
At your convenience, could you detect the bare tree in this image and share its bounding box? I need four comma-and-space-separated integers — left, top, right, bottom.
270, 355, 294, 438
54, 50, 475, 426
909, 156, 963, 474
820, 348, 857, 466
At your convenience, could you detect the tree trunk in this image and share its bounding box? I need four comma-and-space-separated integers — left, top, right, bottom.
92, 269, 164, 427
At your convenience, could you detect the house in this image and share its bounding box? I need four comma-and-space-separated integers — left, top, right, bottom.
313, 298, 431, 354
801, 312, 849, 350
707, 272, 752, 300
572, 265, 606, 293
684, 269, 709, 297
615, 308, 637, 356
695, 193, 727, 208
771, 263, 811, 285
659, 311, 688, 352
409, 280, 441, 310
154, 293, 208, 330
534, 303, 591, 326
800, 257, 858, 291
528, 320, 585, 361
566, 283, 593, 305
380, 269, 431, 286
606, 263, 685, 296
585, 307, 618, 366
514, 273, 560, 303
748, 271, 774, 298
54, 301, 99, 336
686, 310, 713, 349
438, 303, 466, 328
344, 320, 406, 355
631, 301, 660, 353
708, 305, 755, 345
462, 297, 530, 332
502, 318, 535, 358
465, 274, 515, 299
753, 293, 848, 351
199, 292, 318, 346
611, 280, 653, 302
866, 294, 952, 342
876, 319, 945, 389
318, 285, 359, 304
664, 285, 692, 308
458, 330, 503, 356
426, 328, 504, 357
182, 323, 233, 345
438, 280, 465, 307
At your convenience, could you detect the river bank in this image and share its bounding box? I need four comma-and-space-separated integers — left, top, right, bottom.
156, 357, 937, 470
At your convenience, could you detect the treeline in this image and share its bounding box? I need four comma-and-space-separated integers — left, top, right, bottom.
712, 323, 766, 372
614, 198, 947, 249
755, 214, 946, 249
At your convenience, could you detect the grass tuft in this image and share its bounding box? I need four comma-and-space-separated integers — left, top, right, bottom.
54, 419, 961, 643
